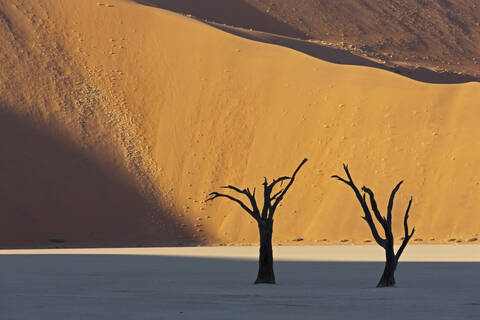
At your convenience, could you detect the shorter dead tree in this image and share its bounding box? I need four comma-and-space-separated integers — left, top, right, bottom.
206, 158, 307, 284
332, 164, 415, 287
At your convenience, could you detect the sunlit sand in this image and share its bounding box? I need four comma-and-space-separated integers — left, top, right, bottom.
1, 0, 480, 248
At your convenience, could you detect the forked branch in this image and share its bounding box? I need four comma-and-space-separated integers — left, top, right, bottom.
206, 158, 307, 223
332, 164, 386, 248
362, 186, 387, 229
270, 158, 308, 216
221, 185, 261, 219
206, 191, 260, 221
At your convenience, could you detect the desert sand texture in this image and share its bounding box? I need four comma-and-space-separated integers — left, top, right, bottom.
1, 246, 479, 319
1, 0, 480, 248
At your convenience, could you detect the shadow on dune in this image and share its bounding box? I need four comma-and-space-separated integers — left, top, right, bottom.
135, 0, 478, 84
134, 0, 306, 38
0, 108, 197, 248
208, 24, 479, 84
1, 254, 479, 319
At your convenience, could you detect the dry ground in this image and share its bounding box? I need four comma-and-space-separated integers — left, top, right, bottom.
1, 246, 479, 319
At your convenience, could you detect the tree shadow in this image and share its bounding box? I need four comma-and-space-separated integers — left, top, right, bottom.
0, 107, 197, 248
1, 254, 479, 319
134, 0, 478, 84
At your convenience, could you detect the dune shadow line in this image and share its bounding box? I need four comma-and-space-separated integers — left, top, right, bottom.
0, 105, 198, 248
134, 0, 306, 38
134, 0, 478, 84
206, 23, 479, 84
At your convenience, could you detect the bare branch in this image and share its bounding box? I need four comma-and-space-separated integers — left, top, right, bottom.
269, 176, 290, 191
387, 181, 403, 225
220, 185, 261, 220
331, 175, 351, 186
331, 164, 357, 186
403, 197, 413, 237
362, 186, 387, 228
360, 215, 387, 248
245, 188, 261, 220
395, 197, 415, 261
205, 192, 249, 211
342, 163, 354, 184
221, 185, 245, 194
292, 158, 309, 179
360, 214, 386, 248
261, 180, 271, 220
270, 158, 308, 217
332, 165, 386, 248
271, 189, 284, 201
206, 192, 258, 221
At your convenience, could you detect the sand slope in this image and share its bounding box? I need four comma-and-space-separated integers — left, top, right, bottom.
1, 0, 480, 247
136, 0, 480, 80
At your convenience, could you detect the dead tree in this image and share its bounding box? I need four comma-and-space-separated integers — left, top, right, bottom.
206, 158, 308, 284
332, 164, 415, 287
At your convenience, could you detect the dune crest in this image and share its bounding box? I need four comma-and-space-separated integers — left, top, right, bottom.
135, 0, 480, 81
1, 0, 479, 248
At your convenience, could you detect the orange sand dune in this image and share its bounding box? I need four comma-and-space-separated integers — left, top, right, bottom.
0, 0, 479, 248
205, 22, 477, 84
135, 0, 480, 80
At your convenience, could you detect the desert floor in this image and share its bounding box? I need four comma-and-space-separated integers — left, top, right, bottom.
1, 245, 479, 319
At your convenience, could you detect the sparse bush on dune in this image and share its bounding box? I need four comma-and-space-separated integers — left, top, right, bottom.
206, 158, 307, 284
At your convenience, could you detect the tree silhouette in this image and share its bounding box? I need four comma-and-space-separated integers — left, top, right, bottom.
332, 164, 415, 287
206, 158, 308, 284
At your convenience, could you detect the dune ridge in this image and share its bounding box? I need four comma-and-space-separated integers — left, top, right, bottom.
135, 0, 480, 81
1, 0, 479, 248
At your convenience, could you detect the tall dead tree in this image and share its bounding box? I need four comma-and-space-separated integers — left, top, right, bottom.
206, 158, 308, 284
332, 164, 415, 287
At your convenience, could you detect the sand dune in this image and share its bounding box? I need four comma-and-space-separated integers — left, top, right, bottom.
1, 0, 480, 248
135, 0, 480, 80
206, 22, 477, 84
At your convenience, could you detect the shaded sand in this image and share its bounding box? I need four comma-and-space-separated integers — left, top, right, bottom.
1, 0, 480, 247
1, 246, 479, 319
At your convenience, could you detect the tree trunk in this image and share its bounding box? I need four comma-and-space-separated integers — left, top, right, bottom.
377, 245, 397, 287
255, 220, 275, 284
